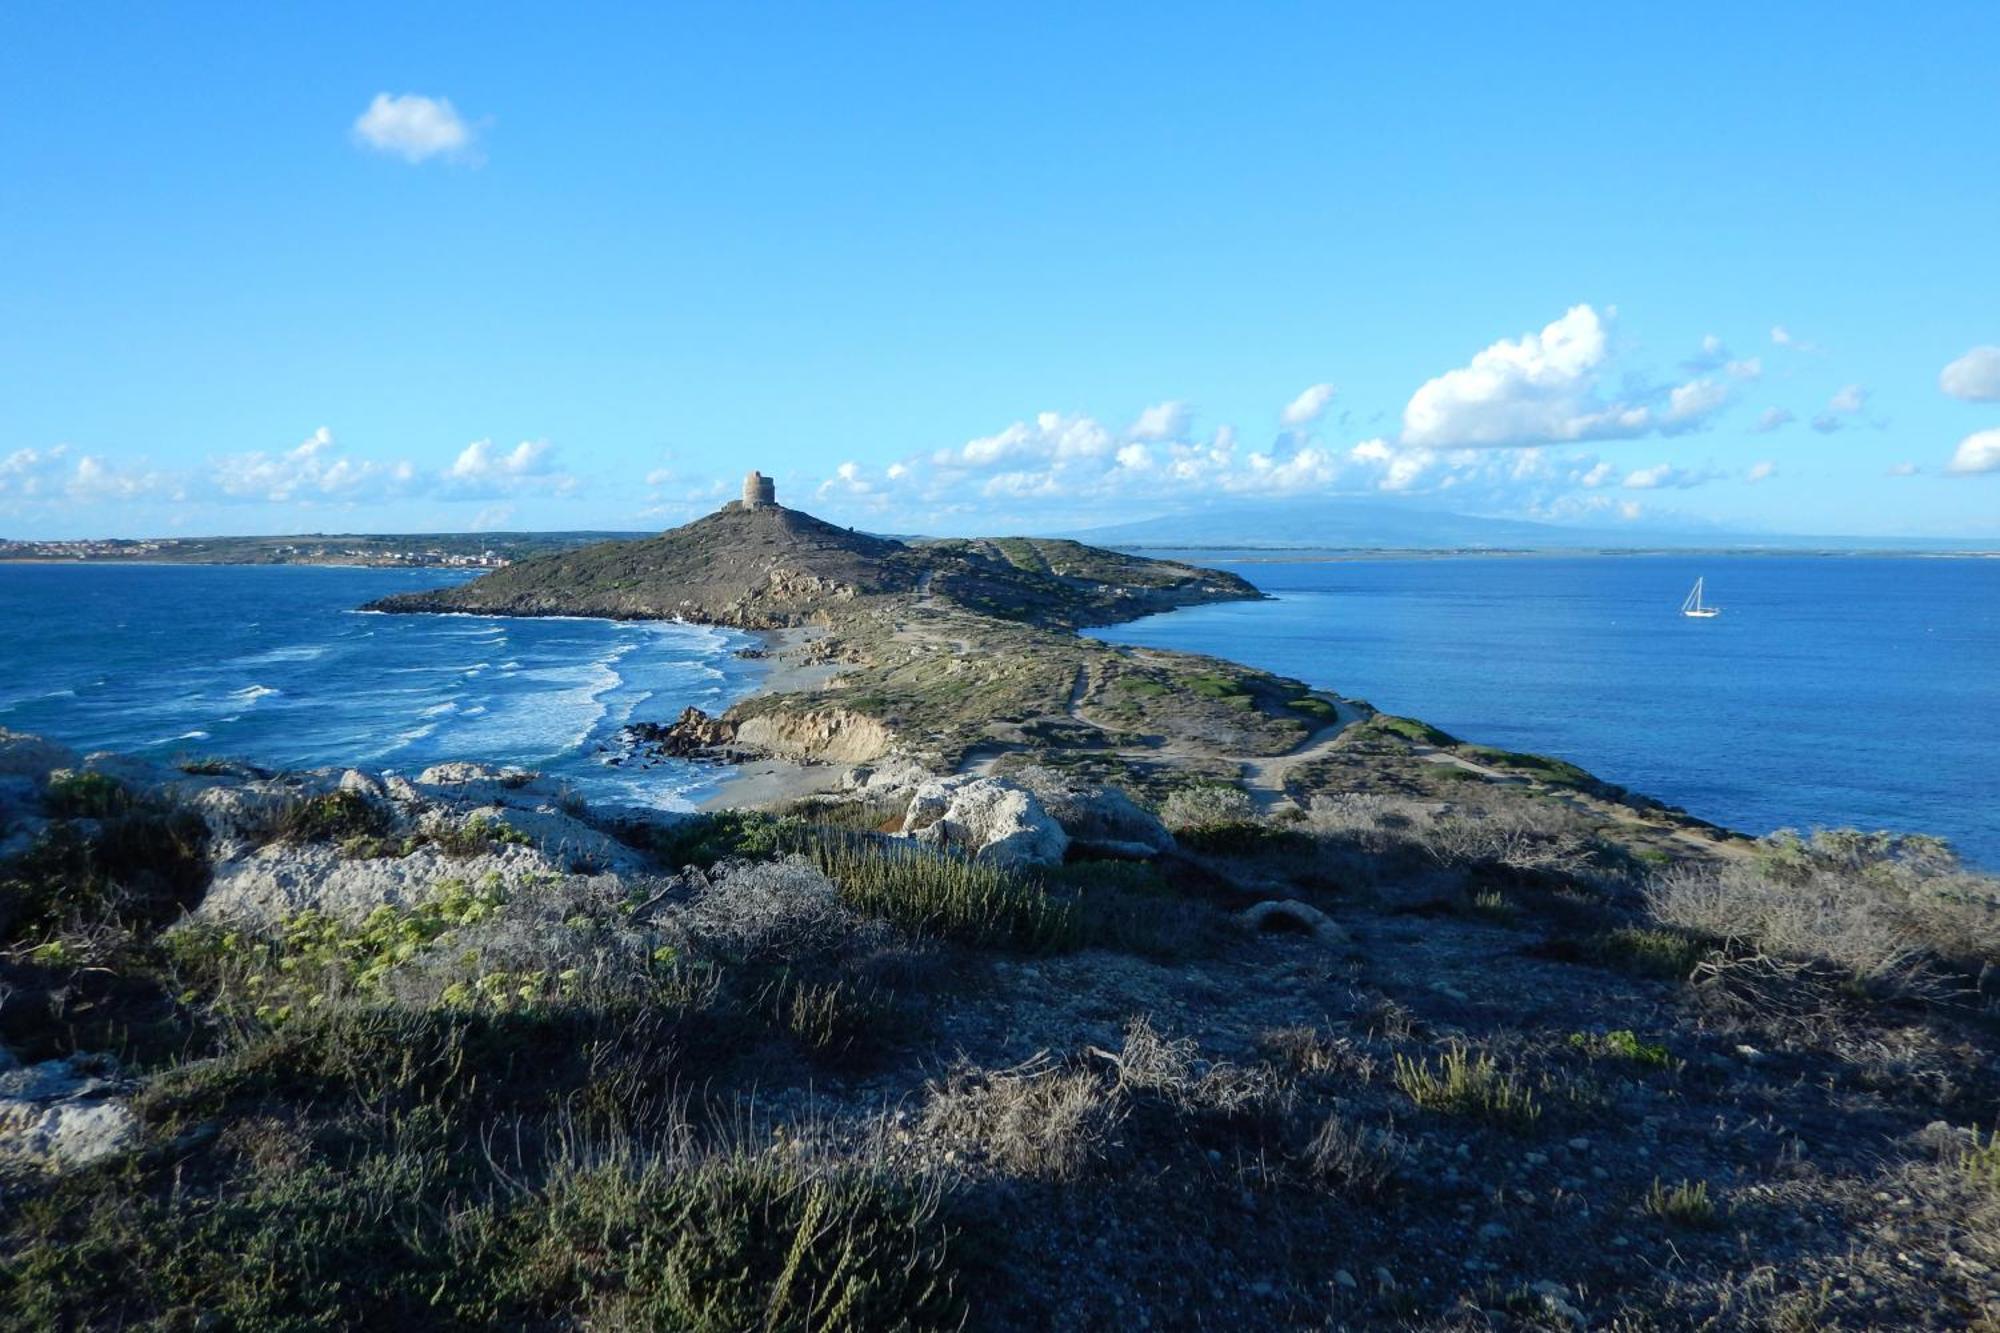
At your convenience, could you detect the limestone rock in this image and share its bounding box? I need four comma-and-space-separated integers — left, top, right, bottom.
0, 1055, 137, 1172
1013, 766, 1174, 859
200, 841, 559, 925
902, 776, 1069, 868
1237, 899, 1349, 946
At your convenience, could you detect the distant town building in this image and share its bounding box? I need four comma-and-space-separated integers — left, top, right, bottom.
741, 470, 777, 510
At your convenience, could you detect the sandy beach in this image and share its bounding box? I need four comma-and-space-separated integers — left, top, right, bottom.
698, 627, 850, 810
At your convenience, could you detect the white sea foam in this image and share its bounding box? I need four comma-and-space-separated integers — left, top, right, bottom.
231, 684, 281, 702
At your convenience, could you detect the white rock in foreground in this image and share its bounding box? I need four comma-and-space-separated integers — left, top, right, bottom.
901, 776, 1069, 868
0, 1055, 138, 1172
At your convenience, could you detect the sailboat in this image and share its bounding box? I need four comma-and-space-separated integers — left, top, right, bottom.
1680, 577, 1720, 618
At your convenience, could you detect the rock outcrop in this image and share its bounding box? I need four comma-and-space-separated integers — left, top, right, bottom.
901, 776, 1070, 868
0, 1052, 137, 1173
1013, 766, 1175, 859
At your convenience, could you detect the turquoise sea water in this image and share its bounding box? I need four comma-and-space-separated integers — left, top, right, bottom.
0, 564, 763, 810
1093, 554, 2000, 868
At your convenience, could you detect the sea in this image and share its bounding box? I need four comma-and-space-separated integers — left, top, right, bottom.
1093, 553, 2000, 868
1, 555, 1994, 864
0, 564, 765, 811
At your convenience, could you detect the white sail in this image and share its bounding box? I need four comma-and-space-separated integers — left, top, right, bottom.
1680, 577, 1720, 618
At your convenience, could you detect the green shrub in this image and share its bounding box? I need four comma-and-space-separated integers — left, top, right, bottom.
1368, 715, 1458, 747
42, 771, 132, 819
272, 790, 393, 844
1568, 1029, 1674, 1068
1590, 926, 1712, 980
0, 807, 210, 947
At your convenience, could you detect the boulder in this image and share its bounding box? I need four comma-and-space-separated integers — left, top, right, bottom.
0, 1054, 137, 1173
1013, 766, 1174, 859
902, 776, 1069, 868
0, 729, 79, 781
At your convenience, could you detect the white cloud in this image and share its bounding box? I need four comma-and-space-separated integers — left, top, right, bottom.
1940, 346, 2000, 403
1399, 305, 1727, 450
1746, 460, 1776, 483
1887, 462, 1921, 477
0, 444, 176, 503
442, 438, 571, 497
1770, 325, 1794, 346
1946, 428, 2000, 476
1621, 463, 1713, 491
352, 93, 477, 164
212, 427, 417, 503
1128, 401, 1192, 441
1811, 384, 1868, 433
1752, 407, 1795, 433
1665, 379, 1730, 429
1280, 383, 1336, 428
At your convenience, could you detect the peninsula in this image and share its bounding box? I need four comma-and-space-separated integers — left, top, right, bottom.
3, 475, 1995, 1330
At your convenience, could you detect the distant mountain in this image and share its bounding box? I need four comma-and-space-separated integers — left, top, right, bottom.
1059, 501, 1631, 549
1058, 500, 1995, 551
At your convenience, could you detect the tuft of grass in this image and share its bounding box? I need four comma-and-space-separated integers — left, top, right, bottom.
1643, 1176, 1717, 1227
795, 834, 1076, 953
1960, 1126, 2000, 1192
1301, 1114, 1406, 1196
1393, 1044, 1541, 1129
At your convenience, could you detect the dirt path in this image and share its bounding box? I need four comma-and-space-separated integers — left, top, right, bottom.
1236, 702, 1367, 813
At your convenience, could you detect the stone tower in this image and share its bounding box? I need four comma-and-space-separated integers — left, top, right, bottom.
741, 470, 776, 510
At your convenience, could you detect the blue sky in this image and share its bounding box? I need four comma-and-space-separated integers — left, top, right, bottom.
3, 3, 1997, 540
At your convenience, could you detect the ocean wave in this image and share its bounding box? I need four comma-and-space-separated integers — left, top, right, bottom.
230, 643, 329, 666
420, 700, 459, 717
231, 684, 281, 702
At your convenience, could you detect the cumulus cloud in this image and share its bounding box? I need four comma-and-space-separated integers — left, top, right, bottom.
1128, 401, 1192, 442
0, 444, 177, 504
1946, 428, 2000, 476
1681, 337, 1760, 380
212, 427, 419, 503
352, 93, 478, 164
1940, 346, 2000, 403
1770, 325, 1794, 347
440, 438, 573, 498
1752, 407, 1795, 433
1887, 462, 1921, 477
1280, 383, 1336, 428
1398, 305, 1729, 450
1746, 460, 1776, 483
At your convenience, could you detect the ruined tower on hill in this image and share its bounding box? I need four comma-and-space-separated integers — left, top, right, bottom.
741, 470, 776, 510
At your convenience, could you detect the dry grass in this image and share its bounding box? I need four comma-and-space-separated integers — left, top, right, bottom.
1301, 1113, 1406, 1196
920, 1055, 1123, 1180
1645, 830, 2000, 1003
